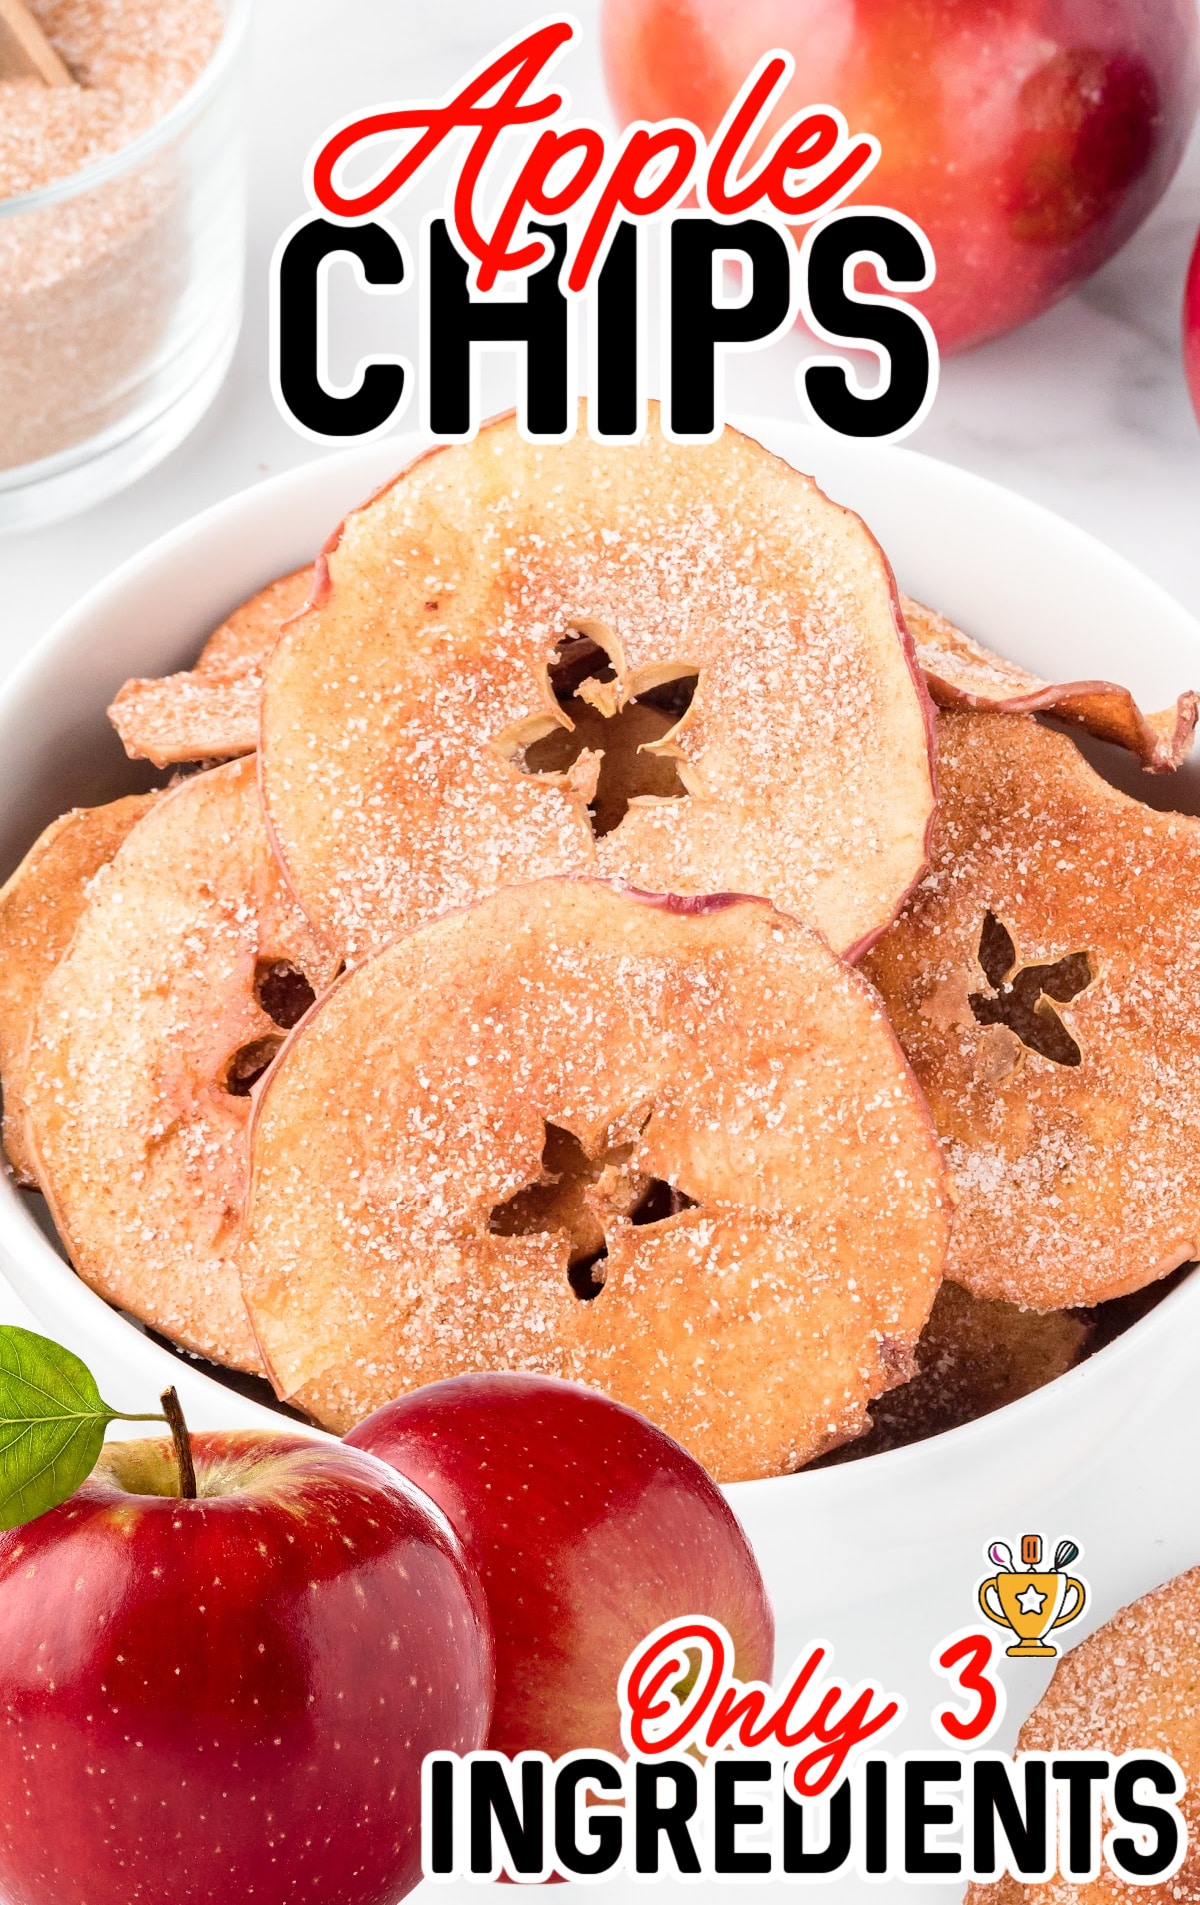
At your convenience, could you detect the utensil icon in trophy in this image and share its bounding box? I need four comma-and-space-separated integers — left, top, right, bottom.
978, 1534, 1087, 1658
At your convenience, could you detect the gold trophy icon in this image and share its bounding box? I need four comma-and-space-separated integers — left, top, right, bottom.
978, 1535, 1087, 1658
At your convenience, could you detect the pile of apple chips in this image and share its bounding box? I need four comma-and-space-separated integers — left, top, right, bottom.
3, 412, 1197, 1483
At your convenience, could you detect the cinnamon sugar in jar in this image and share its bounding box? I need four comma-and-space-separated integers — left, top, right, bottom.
0, 0, 248, 527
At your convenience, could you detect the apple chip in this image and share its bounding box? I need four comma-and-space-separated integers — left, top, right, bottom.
108, 674, 264, 771
23, 758, 337, 1371
242, 879, 950, 1481
260, 409, 936, 964
864, 709, 1200, 1309
817, 1281, 1090, 1463
0, 794, 157, 1187
904, 594, 1198, 771
965, 1566, 1200, 1903
194, 568, 313, 675
107, 567, 312, 768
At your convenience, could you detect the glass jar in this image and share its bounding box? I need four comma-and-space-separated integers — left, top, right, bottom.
0, 0, 250, 529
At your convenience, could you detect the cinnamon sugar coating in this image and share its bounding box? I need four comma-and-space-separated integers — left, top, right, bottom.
0, 794, 156, 1185
22, 759, 337, 1371
865, 710, 1200, 1309
0, 0, 223, 472
904, 596, 1198, 773
260, 409, 936, 964
108, 568, 312, 768
966, 1567, 1200, 1903
242, 879, 950, 1480
0, 0, 221, 200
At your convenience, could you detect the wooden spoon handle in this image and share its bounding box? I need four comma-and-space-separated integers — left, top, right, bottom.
0, 0, 75, 85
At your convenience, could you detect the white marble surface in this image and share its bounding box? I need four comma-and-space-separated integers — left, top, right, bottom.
2, 0, 1199, 664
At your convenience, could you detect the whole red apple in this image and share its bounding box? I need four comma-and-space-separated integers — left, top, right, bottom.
602, 0, 1200, 353
347, 1373, 773, 1758
1186, 226, 1200, 426
0, 1431, 493, 1905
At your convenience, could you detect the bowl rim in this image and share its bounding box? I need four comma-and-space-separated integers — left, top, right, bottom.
2, 418, 1198, 1496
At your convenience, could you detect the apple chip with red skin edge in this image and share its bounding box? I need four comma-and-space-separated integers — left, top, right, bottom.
259, 409, 937, 966
864, 708, 1200, 1311
107, 567, 312, 768
23, 758, 337, 1373
242, 878, 951, 1482
0, 793, 157, 1188
903, 594, 1198, 771
965, 1566, 1200, 1905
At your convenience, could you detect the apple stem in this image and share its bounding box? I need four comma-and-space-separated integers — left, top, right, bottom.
160, 1386, 198, 1499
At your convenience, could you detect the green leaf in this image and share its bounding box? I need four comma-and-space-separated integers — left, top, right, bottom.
0, 1326, 116, 1531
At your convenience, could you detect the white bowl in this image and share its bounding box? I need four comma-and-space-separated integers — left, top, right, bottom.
3, 421, 1200, 1676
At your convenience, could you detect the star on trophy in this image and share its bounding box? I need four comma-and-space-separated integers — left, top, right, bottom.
978, 1534, 1087, 1658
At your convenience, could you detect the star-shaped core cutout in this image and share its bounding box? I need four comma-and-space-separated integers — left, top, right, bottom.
496, 629, 699, 839
1015, 1583, 1047, 1616
969, 913, 1093, 1067
223, 959, 318, 1096
488, 1120, 699, 1300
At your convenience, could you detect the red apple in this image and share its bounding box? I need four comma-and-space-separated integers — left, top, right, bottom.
1186, 225, 1200, 426
0, 1431, 494, 1905
347, 1373, 774, 1758
601, 0, 1200, 354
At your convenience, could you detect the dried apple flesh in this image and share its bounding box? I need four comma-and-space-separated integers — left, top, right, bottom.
904, 594, 1197, 772
0, 794, 157, 1185
23, 758, 337, 1371
963, 1568, 1200, 1905
107, 568, 312, 768
260, 410, 936, 964
865, 709, 1200, 1309
243, 878, 950, 1481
